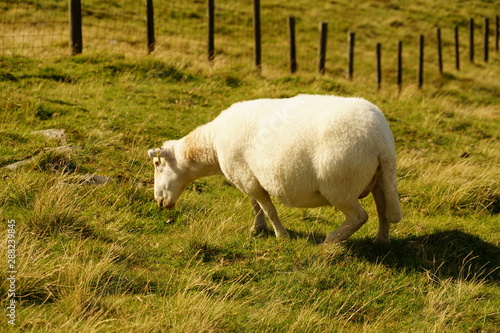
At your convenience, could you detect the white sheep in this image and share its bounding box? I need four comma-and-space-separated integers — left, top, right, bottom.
148, 94, 402, 244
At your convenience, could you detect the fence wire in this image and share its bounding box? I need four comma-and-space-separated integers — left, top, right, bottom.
0, 0, 320, 72
1, 1, 498, 79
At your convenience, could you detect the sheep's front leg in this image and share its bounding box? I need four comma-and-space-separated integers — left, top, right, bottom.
252, 192, 290, 239
250, 198, 271, 235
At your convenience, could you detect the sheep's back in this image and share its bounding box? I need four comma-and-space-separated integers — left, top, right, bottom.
212, 95, 394, 207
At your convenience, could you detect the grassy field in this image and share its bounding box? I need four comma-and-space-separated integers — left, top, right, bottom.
1, 1, 500, 332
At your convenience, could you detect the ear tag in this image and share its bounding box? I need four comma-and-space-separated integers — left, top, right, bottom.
156, 151, 161, 163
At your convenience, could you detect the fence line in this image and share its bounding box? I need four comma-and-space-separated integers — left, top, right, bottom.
1, 1, 498, 91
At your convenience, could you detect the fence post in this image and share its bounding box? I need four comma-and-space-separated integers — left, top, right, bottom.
376, 43, 382, 91
418, 35, 424, 89
146, 0, 155, 54
455, 26, 460, 70
289, 16, 297, 73
253, 0, 261, 70
69, 0, 82, 55
318, 22, 328, 74
484, 17, 489, 62
207, 0, 215, 61
469, 18, 474, 63
496, 15, 499, 52
397, 41, 403, 93
347, 32, 355, 80
437, 27, 443, 74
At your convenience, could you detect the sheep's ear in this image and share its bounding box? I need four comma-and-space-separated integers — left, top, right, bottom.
148, 148, 174, 160
148, 148, 160, 158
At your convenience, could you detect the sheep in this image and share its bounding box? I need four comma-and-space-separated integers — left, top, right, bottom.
147, 94, 402, 244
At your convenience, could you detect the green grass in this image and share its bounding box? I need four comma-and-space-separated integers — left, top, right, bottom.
1, 1, 500, 332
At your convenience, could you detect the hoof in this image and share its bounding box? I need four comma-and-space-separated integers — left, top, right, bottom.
250, 225, 272, 236
323, 233, 344, 244
276, 230, 290, 239
321, 241, 342, 247
373, 237, 391, 245
322, 238, 343, 246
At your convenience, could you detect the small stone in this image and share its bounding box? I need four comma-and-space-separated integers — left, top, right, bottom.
81, 174, 114, 185
3, 158, 34, 170
32, 129, 67, 144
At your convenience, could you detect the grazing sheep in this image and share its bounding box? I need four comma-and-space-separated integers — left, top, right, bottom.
148, 94, 402, 244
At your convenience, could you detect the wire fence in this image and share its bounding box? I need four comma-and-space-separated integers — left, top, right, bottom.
1, 1, 257, 60
1, 0, 67, 56
1, 1, 499, 88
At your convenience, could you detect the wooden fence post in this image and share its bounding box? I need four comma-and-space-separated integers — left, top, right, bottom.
207, 0, 215, 61
318, 22, 328, 74
496, 15, 499, 52
397, 41, 403, 92
376, 43, 382, 91
347, 32, 355, 80
289, 16, 297, 73
469, 18, 474, 63
418, 35, 424, 89
455, 26, 460, 70
69, 0, 83, 55
253, 0, 261, 70
437, 27, 443, 74
484, 17, 489, 62
146, 0, 155, 54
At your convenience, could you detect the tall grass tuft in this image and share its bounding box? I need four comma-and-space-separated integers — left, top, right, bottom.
398, 156, 499, 216
32, 150, 77, 173
25, 176, 89, 237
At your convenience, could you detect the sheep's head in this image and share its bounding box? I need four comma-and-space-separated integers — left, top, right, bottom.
147, 142, 188, 209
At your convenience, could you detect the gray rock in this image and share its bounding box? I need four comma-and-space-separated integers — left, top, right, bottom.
2, 146, 82, 170
3, 158, 34, 170
32, 129, 67, 144
81, 174, 114, 185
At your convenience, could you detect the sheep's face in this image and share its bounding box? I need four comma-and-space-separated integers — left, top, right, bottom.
148, 145, 187, 209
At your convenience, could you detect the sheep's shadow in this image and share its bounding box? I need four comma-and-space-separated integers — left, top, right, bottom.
343, 230, 500, 283
288, 228, 499, 282
288, 229, 327, 245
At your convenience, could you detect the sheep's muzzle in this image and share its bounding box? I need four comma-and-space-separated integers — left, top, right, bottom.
157, 197, 176, 209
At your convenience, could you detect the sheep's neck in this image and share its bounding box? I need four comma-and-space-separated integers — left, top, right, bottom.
181, 125, 221, 179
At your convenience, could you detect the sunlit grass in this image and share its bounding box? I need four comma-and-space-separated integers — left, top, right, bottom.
0, 0, 499, 331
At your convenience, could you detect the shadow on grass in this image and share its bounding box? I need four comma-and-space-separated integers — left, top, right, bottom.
345, 230, 500, 283
288, 229, 327, 245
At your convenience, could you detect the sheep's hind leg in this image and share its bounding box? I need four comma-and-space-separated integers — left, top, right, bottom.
324, 201, 368, 244
372, 184, 391, 245
250, 198, 271, 235
251, 192, 290, 239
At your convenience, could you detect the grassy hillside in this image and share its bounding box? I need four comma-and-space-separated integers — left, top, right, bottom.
1, 1, 500, 332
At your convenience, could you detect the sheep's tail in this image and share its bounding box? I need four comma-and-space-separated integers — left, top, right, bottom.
377, 154, 403, 224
